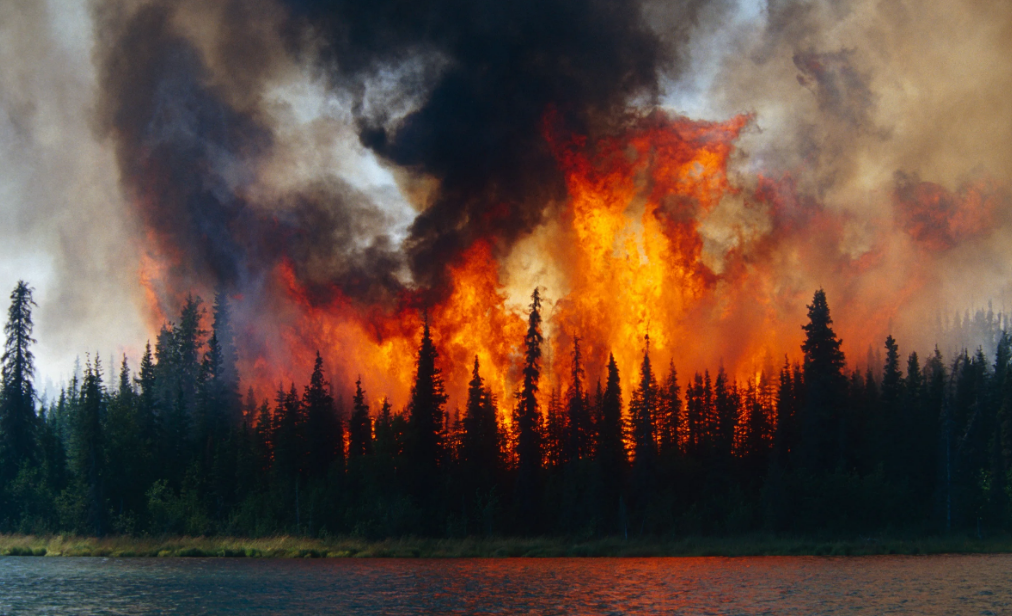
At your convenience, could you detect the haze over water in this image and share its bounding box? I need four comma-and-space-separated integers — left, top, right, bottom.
2, 555, 1010, 614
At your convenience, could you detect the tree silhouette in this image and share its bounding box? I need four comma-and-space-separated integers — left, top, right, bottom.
75, 357, 106, 535
462, 357, 499, 489
658, 361, 681, 455
303, 352, 342, 476
0, 281, 38, 487
800, 289, 846, 472
597, 353, 625, 533
563, 337, 592, 463
348, 377, 374, 459
407, 314, 447, 506
629, 337, 658, 526
514, 289, 544, 530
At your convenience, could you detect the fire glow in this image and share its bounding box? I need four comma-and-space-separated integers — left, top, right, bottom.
110, 0, 1012, 420
216, 111, 809, 411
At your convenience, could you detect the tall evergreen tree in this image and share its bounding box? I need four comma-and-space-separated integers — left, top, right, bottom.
374, 398, 397, 458
104, 355, 146, 531
135, 342, 158, 446
629, 337, 658, 522
800, 289, 846, 472
348, 377, 374, 459
514, 289, 544, 528
303, 352, 342, 476
75, 357, 106, 535
462, 357, 499, 488
658, 362, 681, 455
563, 338, 591, 463
772, 358, 802, 469
272, 383, 304, 480
713, 366, 737, 460
210, 290, 241, 426
597, 354, 625, 533
0, 281, 38, 485
407, 315, 447, 502
544, 388, 565, 468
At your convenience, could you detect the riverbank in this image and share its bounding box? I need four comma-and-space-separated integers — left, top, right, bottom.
3, 533, 1012, 558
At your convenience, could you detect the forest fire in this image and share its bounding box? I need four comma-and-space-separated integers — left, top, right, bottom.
216, 110, 785, 413
7, 0, 1012, 550
141, 103, 1009, 421
85, 0, 1010, 424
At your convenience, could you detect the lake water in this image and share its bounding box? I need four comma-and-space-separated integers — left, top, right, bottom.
1, 554, 1010, 614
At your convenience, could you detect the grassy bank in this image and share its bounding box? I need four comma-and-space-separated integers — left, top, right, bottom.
2, 533, 1012, 558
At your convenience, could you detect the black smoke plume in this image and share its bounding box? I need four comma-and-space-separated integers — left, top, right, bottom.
96, 0, 669, 309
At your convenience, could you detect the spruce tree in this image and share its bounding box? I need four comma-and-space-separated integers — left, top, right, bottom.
800, 289, 846, 472
272, 383, 303, 480
407, 314, 447, 501
597, 354, 625, 532
210, 290, 240, 426
658, 362, 681, 455
564, 337, 591, 463
104, 355, 145, 530
629, 337, 658, 523
462, 357, 499, 488
514, 289, 544, 527
374, 398, 396, 458
713, 366, 737, 460
135, 342, 158, 444
303, 352, 342, 476
0, 281, 39, 486
544, 388, 565, 468
348, 377, 373, 459
75, 356, 106, 535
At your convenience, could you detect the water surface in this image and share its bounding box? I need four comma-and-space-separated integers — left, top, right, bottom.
2, 554, 1009, 614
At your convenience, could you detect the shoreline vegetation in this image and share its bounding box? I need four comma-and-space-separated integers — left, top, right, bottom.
2, 533, 1012, 559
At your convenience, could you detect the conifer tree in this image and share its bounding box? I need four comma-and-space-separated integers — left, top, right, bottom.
630, 338, 658, 465
882, 335, 902, 406
629, 337, 659, 522
685, 373, 703, 457
303, 352, 342, 475
772, 358, 801, 469
462, 357, 499, 487
800, 289, 846, 471
105, 355, 146, 530
658, 362, 681, 455
175, 295, 205, 428
514, 289, 544, 526
0, 281, 38, 485
463, 357, 485, 468
597, 354, 625, 531
544, 388, 565, 468
75, 356, 106, 535
374, 398, 396, 458
135, 342, 158, 446
713, 366, 737, 460
272, 383, 303, 479
408, 314, 447, 499
348, 377, 373, 459
253, 399, 272, 472
210, 290, 241, 425
563, 337, 591, 462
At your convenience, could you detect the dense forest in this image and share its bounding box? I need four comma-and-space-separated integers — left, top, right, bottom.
2, 280, 1012, 539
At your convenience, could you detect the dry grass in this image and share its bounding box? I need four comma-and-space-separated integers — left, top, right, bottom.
2, 533, 1011, 558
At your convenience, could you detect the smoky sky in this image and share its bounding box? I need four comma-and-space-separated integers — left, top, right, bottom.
7, 0, 1012, 395
286, 0, 665, 291
95, 1, 423, 309
95, 0, 670, 310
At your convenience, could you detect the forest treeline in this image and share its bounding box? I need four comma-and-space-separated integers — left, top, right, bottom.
2, 280, 1012, 538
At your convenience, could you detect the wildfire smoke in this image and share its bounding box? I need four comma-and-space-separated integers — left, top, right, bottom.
3, 0, 1008, 409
